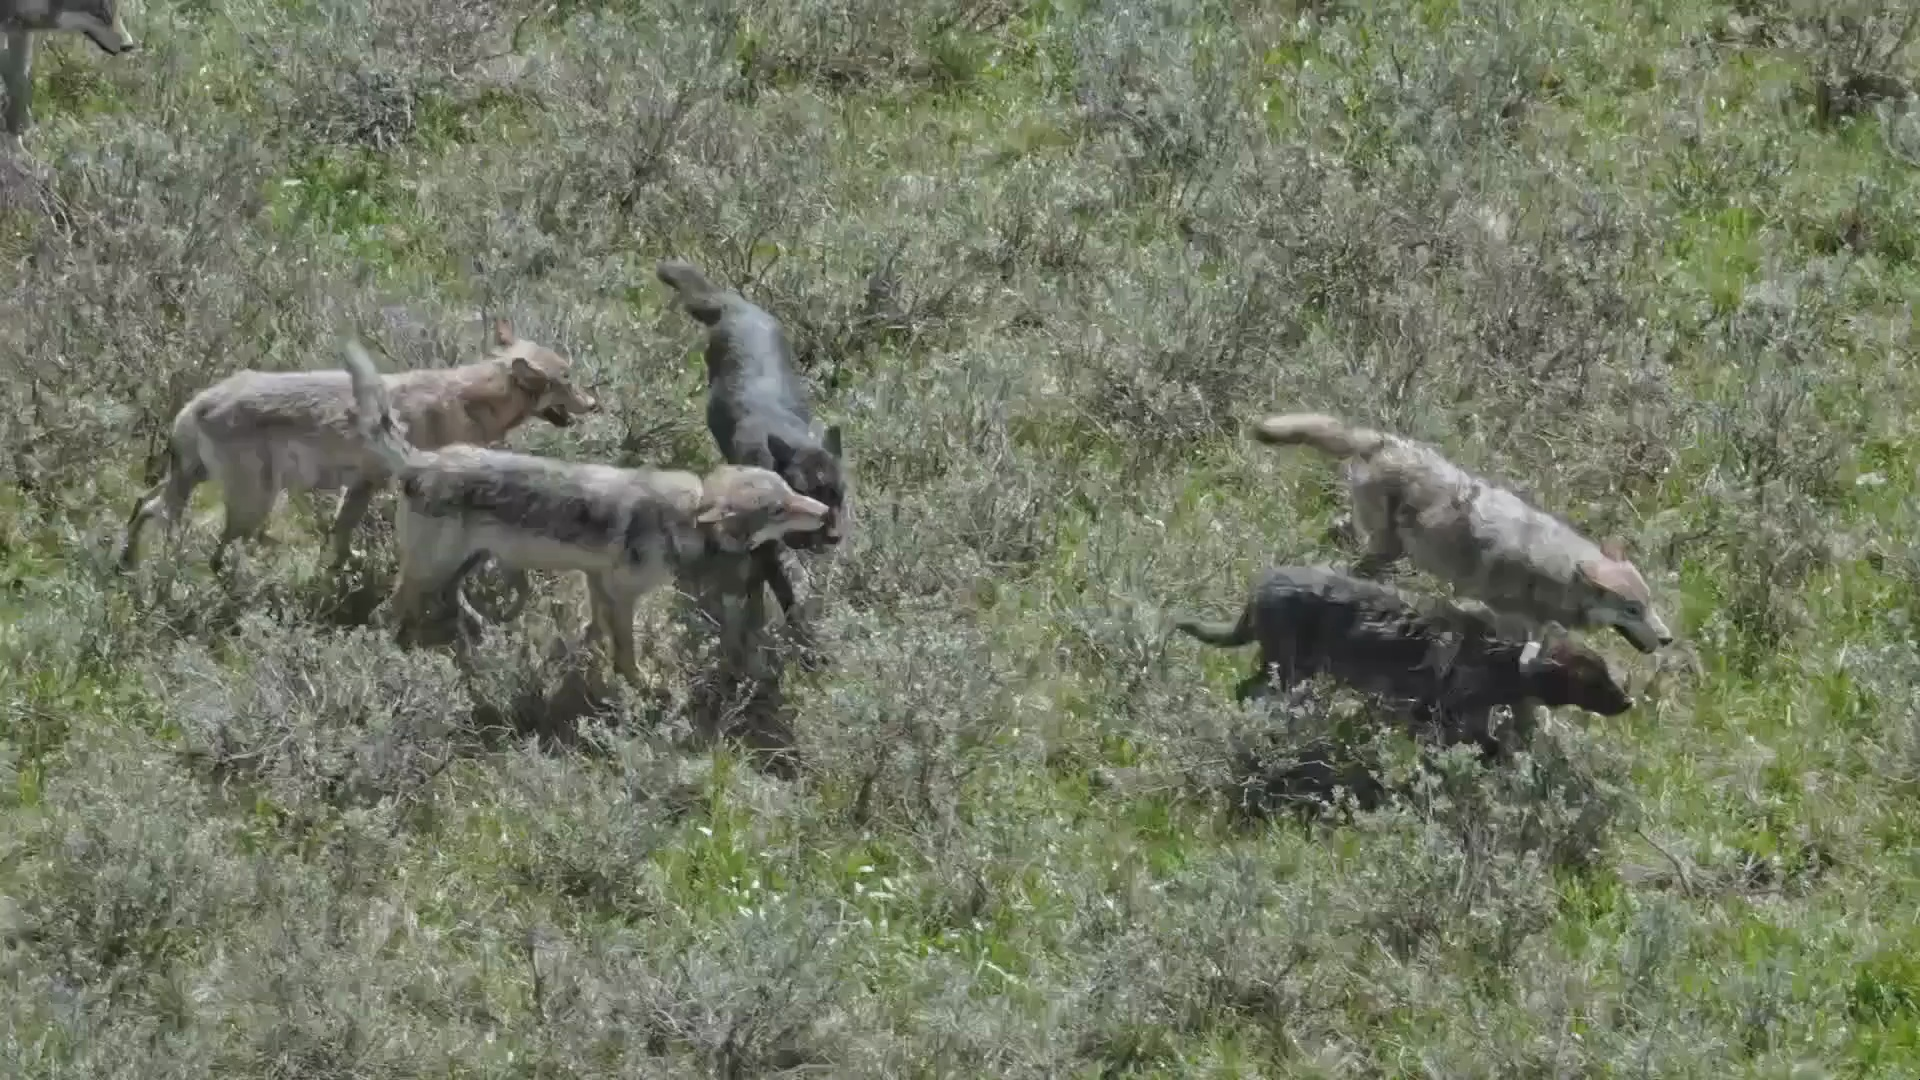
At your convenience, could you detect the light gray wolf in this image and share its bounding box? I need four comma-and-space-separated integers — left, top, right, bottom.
118, 319, 599, 574
1252, 412, 1674, 654
2, 0, 135, 139
341, 340, 831, 683
1173, 564, 1634, 761
656, 258, 846, 628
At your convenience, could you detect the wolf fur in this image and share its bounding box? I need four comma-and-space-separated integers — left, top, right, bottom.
341, 340, 831, 683
2, 0, 134, 138
118, 319, 599, 574
1252, 412, 1674, 654
1174, 565, 1634, 759
656, 258, 847, 626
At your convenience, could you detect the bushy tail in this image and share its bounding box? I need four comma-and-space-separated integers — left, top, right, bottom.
341, 340, 415, 474
1173, 614, 1253, 649
118, 416, 209, 570
656, 258, 728, 326
1250, 412, 1389, 460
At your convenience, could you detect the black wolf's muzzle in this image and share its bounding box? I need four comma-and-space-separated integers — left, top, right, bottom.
80, 19, 136, 55
783, 527, 841, 551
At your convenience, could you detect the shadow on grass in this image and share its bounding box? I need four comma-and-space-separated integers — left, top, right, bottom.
134, 537, 826, 779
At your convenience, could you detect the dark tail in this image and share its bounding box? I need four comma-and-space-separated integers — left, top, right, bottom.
1250, 412, 1390, 460
125, 439, 185, 524
656, 258, 729, 326
118, 416, 209, 570
451, 549, 494, 585
1173, 613, 1254, 649
341, 340, 415, 474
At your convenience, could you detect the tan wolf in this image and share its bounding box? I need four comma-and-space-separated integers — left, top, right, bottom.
118, 319, 599, 573
340, 340, 831, 683
2, 0, 136, 139
1252, 412, 1674, 654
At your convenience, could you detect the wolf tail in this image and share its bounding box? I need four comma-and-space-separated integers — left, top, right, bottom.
1173, 613, 1253, 649
1250, 412, 1389, 460
656, 259, 728, 326
342, 340, 416, 474
117, 410, 212, 570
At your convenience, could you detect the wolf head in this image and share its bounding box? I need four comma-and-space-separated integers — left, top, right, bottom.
1518, 633, 1634, 716
486, 318, 599, 429
25, 0, 137, 54
696, 465, 833, 553
767, 427, 847, 550
1575, 539, 1673, 653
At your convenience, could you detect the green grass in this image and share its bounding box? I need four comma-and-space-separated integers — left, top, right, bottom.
3, 0, 1920, 1074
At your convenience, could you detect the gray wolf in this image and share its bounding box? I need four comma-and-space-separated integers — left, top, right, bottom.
1173, 565, 1634, 759
118, 319, 599, 574
341, 340, 831, 683
2, 0, 135, 139
656, 258, 846, 626
1252, 412, 1673, 654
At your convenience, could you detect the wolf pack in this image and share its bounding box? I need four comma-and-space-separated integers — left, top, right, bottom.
17, 0, 1680, 763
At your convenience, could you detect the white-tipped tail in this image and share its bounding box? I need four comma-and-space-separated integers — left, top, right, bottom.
1250, 412, 1390, 459
341, 339, 414, 473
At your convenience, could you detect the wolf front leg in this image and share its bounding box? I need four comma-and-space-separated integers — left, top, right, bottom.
2, 31, 33, 139
584, 575, 647, 684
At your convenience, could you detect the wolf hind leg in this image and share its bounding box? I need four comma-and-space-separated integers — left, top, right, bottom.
328, 481, 379, 568
209, 472, 282, 577
2, 31, 34, 139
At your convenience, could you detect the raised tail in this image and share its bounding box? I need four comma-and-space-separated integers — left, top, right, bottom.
656, 258, 729, 326
1173, 614, 1253, 649
1250, 412, 1389, 460
341, 340, 415, 474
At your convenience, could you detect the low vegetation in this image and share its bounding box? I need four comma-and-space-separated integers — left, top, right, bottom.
3, 0, 1919, 1073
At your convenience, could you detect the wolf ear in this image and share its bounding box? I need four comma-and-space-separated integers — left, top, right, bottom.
1527, 627, 1576, 666
492, 318, 517, 349
1600, 537, 1627, 562
508, 355, 544, 392
1578, 558, 1634, 593
824, 425, 843, 459
766, 433, 796, 467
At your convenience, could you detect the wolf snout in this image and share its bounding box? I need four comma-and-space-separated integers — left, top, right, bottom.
75, 18, 135, 54
1614, 619, 1669, 654
784, 528, 840, 551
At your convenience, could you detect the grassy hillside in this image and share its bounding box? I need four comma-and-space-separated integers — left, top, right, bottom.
3, 0, 1919, 1073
